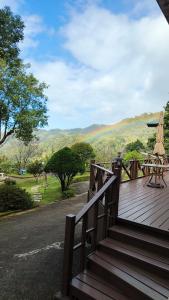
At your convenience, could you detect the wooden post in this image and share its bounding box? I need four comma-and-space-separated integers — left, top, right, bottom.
62, 214, 76, 296
89, 159, 96, 191
80, 213, 88, 272
97, 169, 103, 191
130, 160, 138, 179
103, 190, 109, 238
93, 202, 99, 251
111, 167, 121, 225
112, 153, 122, 180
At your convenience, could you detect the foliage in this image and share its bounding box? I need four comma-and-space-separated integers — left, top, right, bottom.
27, 160, 44, 181
124, 150, 144, 161
71, 142, 95, 163
0, 184, 33, 212
4, 178, 16, 185
0, 112, 160, 162
72, 173, 90, 183
62, 188, 75, 199
0, 6, 24, 67
125, 139, 145, 152
0, 155, 13, 173
147, 133, 156, 151
14, 139, 40, 171
45, 147, 85, 191
0, 61, 48, 146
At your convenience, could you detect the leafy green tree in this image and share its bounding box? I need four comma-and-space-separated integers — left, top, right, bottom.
27, 160, 43, 182
0, 155, 13, 174
124, 150, 144, 161
0, 61, 48, 146
14, 139, 40, 172
45, 147, 85, 191
125, 139, 145, 152
71, 142, 95, 163
0, 6, 24, 67
147, 133, 156, 151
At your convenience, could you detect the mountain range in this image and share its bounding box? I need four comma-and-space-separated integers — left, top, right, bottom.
0, 112, 159, 161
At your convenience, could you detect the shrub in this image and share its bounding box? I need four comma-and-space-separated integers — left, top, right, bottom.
4, 178, 16, 185
0, 184, 33, 212
45, 147, 85, 191
124, 150, 144, 161
62, 189, 75, 199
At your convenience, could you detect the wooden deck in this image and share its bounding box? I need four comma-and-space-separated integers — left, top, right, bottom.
119, 173, 169, 232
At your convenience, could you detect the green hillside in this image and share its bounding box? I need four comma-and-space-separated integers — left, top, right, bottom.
0, 112, 159, 161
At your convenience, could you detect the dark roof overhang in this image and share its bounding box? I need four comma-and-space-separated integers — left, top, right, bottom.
156, 0, 169, 23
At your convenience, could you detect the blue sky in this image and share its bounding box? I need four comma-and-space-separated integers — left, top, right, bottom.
0, 0, 168, 129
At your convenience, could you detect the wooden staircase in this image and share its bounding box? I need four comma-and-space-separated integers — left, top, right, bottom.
69, 221, 169, 300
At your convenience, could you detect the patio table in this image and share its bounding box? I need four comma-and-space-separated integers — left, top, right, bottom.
142, 163, 169, 188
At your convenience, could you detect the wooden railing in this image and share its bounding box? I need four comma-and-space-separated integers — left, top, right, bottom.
62, 164, 120, 296
111, 158, 159, 181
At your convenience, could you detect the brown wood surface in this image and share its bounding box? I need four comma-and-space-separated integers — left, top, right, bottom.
119, 173, 169, 232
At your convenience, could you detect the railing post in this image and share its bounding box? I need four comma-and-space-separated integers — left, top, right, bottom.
80, 213, 88, 272
89, 159, 96, 192
112, 152, 122, 180
62, 214, 76, 296
110, 167, 121, 226
130, 160, 139, 179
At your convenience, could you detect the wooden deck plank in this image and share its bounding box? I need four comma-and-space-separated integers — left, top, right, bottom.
118, 190, 168, 216
125, 195, 169, 222
119, 193, 169, 219
118, 173, 169, 232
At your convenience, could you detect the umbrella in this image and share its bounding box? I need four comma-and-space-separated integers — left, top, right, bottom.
153, 112, 165, 156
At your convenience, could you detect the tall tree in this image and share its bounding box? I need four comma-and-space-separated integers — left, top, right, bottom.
0, 61, 48, 145
0, 6, 24, 67
14, 139, 40, 171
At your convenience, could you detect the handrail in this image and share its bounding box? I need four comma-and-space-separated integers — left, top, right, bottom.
75, 175, 116, 224
91, 163, 114, 175
62, 163, 120, 296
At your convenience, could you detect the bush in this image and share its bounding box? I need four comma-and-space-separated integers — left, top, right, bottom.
124, 150, 144, 161
0, 184, 33, 212
62, 189, 75, 199
4, 178, 16, 185
45, 147, 85, 191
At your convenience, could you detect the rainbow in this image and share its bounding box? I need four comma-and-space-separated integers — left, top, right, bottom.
77, 112, 160, 143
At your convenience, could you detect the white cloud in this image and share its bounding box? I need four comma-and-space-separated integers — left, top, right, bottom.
28, 4, 169, 128
125, 0, 160, 17
20, 15, 45, 51
0, 0, 23, 12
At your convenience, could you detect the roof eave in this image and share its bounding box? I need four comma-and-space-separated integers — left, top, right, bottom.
156, 0, 169, 23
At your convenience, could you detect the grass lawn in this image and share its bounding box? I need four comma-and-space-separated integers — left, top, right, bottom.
16, 175, 62, 205
15, 173, 89, 205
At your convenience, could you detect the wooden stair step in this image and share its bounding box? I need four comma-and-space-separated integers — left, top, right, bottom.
94, 250, 169, 296
70, 270, 129, 300
70, 277, 113, 300
108, 224, 169, 256
99, 238, 169, 277
88, 252, 168, 300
